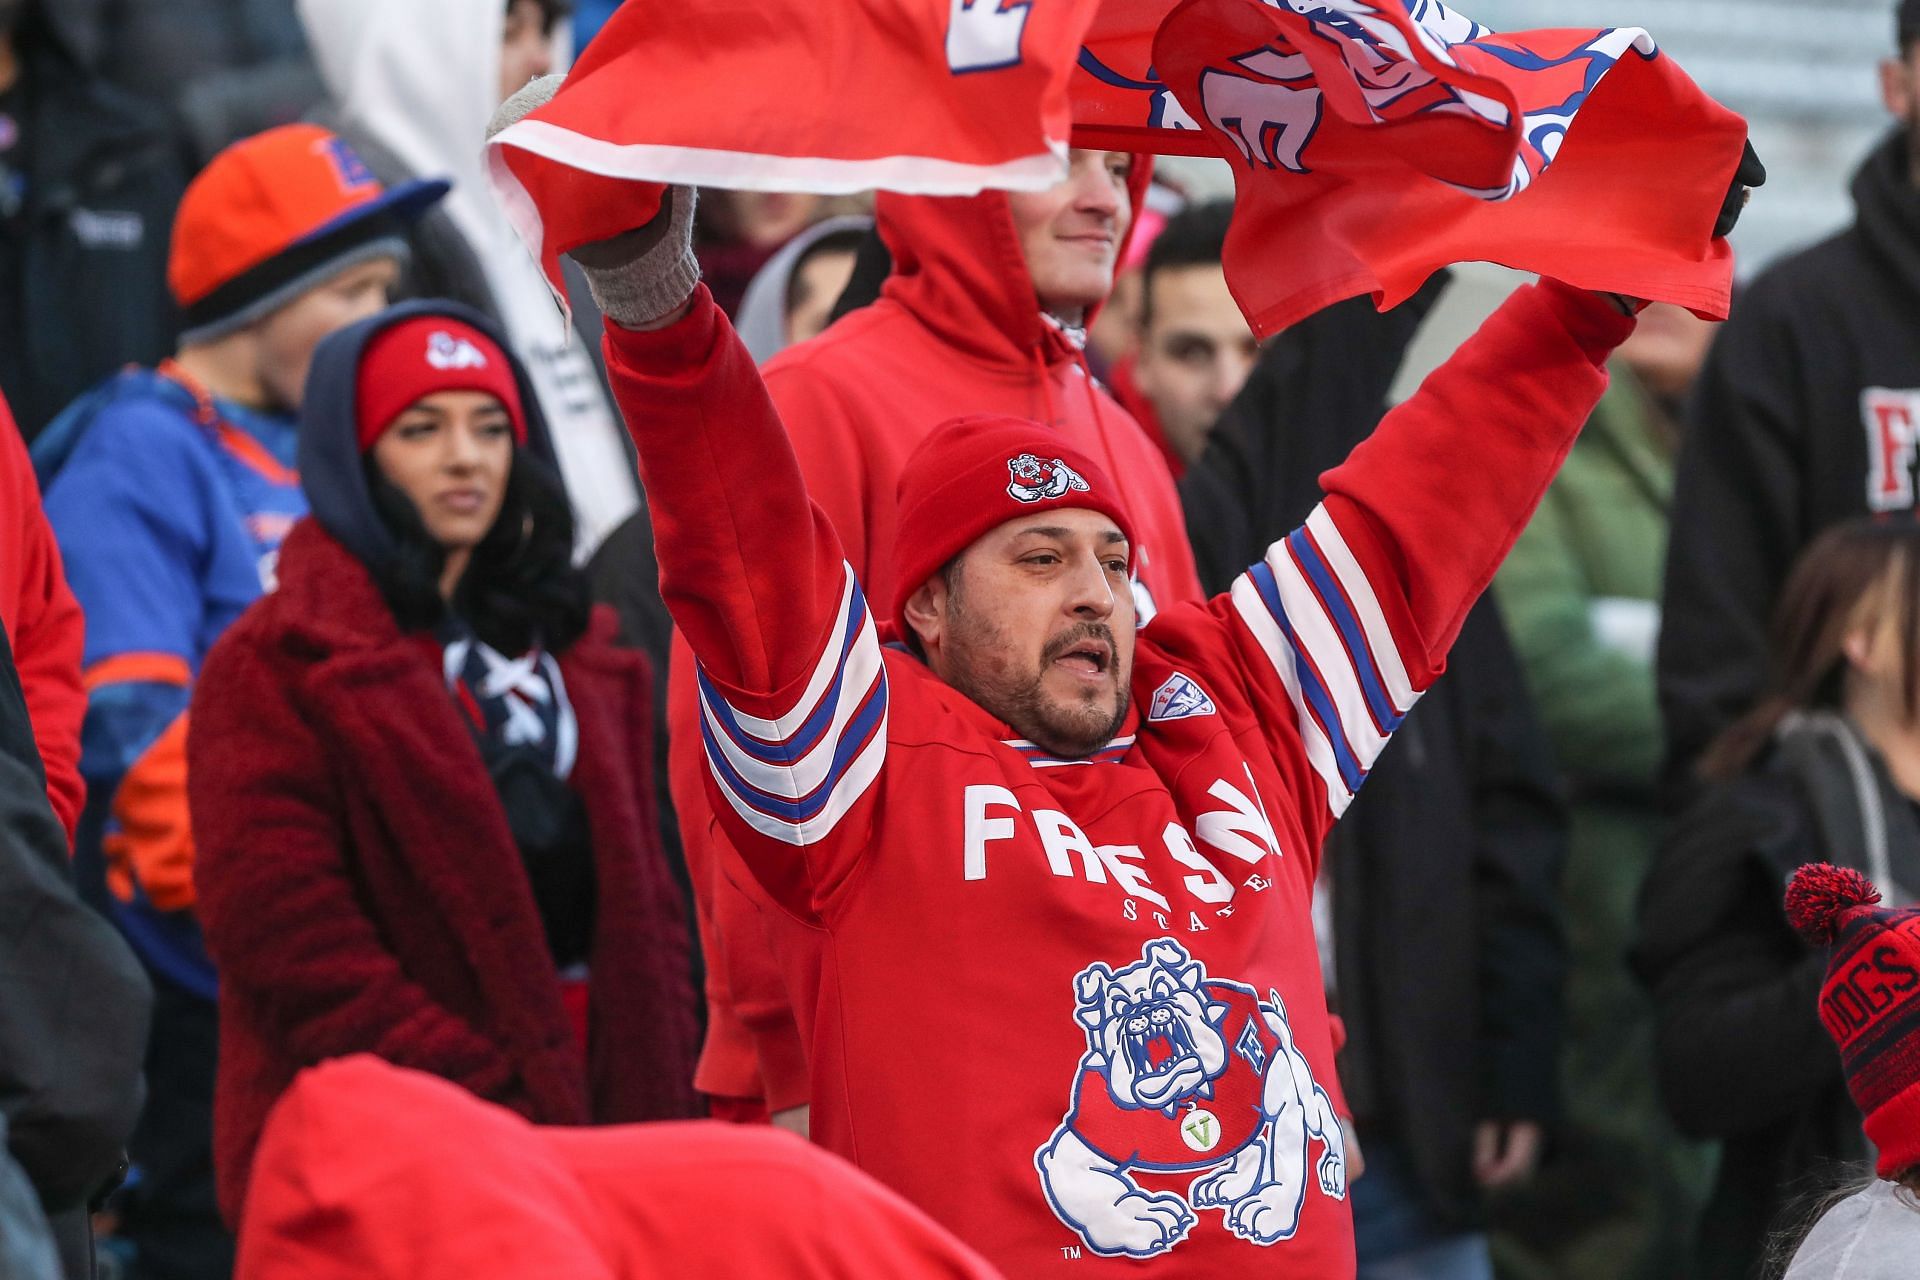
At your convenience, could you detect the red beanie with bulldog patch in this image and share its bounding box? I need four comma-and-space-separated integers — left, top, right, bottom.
889, 414, 1136, 639
355, 315, 525, 453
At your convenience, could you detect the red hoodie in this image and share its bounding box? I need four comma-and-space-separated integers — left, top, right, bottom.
0, 397, 84, 843
239, 1055, 1002, 1279
671, 164, 1205, 1111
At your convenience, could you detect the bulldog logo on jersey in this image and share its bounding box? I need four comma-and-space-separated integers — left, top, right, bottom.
1035, 939, 1345, 1259
1007, 454, 1090, 504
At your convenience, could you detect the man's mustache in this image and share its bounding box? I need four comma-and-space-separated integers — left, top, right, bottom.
1043, 621, 1118, 664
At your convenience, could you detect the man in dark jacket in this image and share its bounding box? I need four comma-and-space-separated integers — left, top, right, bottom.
0, 622, 154, 1280
0, 0, 185, 439
1659, 0, 1920, 788
1181, 280, 1569, 1275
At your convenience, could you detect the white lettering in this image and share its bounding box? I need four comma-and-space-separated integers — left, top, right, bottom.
1189, 912, 1209, 933
1864, 388, 1920, 513
1196, 777, 1282, 866
1094, 844, 1169, 910
1034, 809, 1106, 881
963, 785, 1020, 880
1164, 822, 1233, 903
946, 0, 1030, 74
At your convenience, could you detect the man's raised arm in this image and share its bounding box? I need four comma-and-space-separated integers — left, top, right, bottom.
1208, 281, 1636, 834
566, 184, 887, 896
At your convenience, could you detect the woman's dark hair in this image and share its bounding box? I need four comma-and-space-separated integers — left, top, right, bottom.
1701, 519, 1920, 781
366, 446, 592, 657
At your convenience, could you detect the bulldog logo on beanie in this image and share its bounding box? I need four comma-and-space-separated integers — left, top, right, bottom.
427, 331, 490, 371
1007, 454, 1091, 504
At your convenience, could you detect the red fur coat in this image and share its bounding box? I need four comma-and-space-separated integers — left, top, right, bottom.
189, 520, 698, 1225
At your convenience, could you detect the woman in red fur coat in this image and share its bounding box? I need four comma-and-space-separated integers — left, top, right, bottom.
187, 300, 700, 1227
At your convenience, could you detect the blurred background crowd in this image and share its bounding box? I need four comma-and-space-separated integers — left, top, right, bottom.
1, 0, 1918, 1278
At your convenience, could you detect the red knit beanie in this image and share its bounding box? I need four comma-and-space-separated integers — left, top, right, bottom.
888, 414, 1136, 639
354, 316, 526, 453
1786, 863, 1920, 1177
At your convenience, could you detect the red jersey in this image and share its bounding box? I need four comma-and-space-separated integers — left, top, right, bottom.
677, 172, 1206, 1108
607, 278, 1628, 1276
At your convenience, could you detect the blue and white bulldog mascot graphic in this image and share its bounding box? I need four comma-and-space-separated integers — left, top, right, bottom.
1035, 939, 1346, 1258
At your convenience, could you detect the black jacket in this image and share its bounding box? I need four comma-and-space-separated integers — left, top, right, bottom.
1632, 715, 1920, 1280
1660, 130, 1920, 790
0, 7, 185, 439
0, 624, 152, 1278
1182, 282, 1569, 1227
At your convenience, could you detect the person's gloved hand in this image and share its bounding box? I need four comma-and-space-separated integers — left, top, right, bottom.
487, 75, 701, 329
1715, 139, 1766, 240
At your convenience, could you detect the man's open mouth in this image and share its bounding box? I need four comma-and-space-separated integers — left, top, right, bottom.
1052, 638, 1112, 676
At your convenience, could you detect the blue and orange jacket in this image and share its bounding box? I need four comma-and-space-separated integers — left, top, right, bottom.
39, 365, 304, 998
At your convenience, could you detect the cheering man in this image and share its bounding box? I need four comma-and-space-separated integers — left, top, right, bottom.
517, 98, 1756, 1280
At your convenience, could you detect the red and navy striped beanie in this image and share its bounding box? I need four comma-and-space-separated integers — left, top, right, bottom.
1787, 863, 1920, 1178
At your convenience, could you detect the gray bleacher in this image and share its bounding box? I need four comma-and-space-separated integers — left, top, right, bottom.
1463, 0, 1900, 276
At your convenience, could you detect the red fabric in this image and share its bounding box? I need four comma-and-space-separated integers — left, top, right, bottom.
0, 397, 84, 843
486, 0, 1104, 307
889, 413, 1138, 633
1148, 0, 1745, 335
190, 520, 701, 1226
238, 1055, 1003, 1279
1072, 0, 1219, 155
1107, 352, 1183, 479
602, 279, 1627, 1274
671, 636, 819, 1113
762, 175, 1199, 617
704, 1093, 772, 1125
354, 316, 525, 451
558, 975, 591, 1061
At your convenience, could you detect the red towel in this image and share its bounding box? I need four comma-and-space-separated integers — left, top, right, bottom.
1149, 0, 1747, 334
488, 0, 1103, 306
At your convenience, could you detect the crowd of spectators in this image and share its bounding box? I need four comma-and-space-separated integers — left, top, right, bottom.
0, 1, 1917, 1278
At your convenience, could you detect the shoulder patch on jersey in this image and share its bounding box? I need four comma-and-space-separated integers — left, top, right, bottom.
1149, 673, 1216, 723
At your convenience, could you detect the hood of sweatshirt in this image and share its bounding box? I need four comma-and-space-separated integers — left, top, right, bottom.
735, 214, 876, 364
298, 0, 506, 258
297, 299, 558, 578
1852, 127, 1920, 300
873, 152, 1153, 372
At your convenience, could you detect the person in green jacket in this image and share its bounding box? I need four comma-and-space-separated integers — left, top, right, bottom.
1488, 302, 1718, 1280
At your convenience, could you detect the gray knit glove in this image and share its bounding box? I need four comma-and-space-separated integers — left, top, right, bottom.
488, 75, 701, 328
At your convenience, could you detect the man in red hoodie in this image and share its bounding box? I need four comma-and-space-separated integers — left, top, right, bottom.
0, 392, 83, 844
675, 150, 1206, 1127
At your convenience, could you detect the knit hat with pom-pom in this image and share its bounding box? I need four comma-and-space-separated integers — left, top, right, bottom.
1786, 862, 1920, 1177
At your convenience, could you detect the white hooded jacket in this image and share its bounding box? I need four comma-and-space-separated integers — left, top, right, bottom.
297, 0, 639, 557
1785, 1180, 1920, 1280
